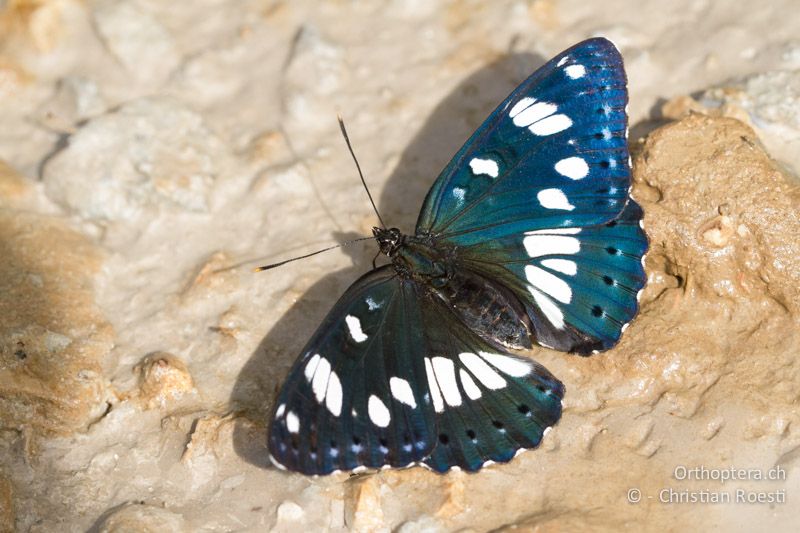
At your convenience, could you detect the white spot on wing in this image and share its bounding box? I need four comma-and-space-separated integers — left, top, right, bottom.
311, 356, 332, 402
304, 353, 320, 382
509, 97, 536, 118
529, 114, 572, 136
541, 258, 578, 276
424, 357, 445, 413
557, 56, 569, 67
537, 188, 575, 211
365, 297, 381, 310
325, 371, 343, 416
565, 64, 586, 79
527, 286, 565, 329
389, 377, 417, 408
478, 351, 532, 377
525, 265, 573, 303
555, 156, 589, 180
286, 411, 300, 433
275, 404, 286, 418
459, 369, 482, 400
469, 157, 499, 178
513, 102, 557, 127
459, 352, 506, 390
523, 233, 581, 258
345, 315, 368, 343
452, 187, 466, 205
368, 394, 391, 427
432, 356, 462, 407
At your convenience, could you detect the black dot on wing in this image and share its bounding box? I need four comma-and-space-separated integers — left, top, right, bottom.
592, 305, 603, 317
603, 275, 614, 286
379, 437, 388, 448
330, 440, 337, 449
352, 436, 361, 445
466, 429, 477, 441
594, 132, 604, 139
606, 219, 618, 227
606, 246, 619, 255
439, 433, 449, 445
492, 420, 504, 430
518, 404, 531, 415
600, 160, 610, 168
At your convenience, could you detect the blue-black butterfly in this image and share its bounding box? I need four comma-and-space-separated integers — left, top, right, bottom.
268, 38, 647, 475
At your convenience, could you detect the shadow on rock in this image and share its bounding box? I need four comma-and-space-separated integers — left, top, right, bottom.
231, 51, 544, 468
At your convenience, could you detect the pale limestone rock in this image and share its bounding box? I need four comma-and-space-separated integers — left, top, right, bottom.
134, 353, 195, 410
346, 476, 388, 533
95, 502, 188, 533
42, 97, 232, 220
92, 1, 180, 87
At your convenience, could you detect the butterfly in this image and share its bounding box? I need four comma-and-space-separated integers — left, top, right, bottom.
267, 38, 647, 475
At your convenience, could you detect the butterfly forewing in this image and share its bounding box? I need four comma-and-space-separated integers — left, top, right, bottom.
414, 37, 646, 352
417, 38, 631, 242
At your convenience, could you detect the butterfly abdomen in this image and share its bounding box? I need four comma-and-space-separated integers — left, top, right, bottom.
434, 269, 532, 351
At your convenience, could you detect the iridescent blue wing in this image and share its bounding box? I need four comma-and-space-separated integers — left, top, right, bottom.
417, 38, 630, 239
415, 38, 646, 352
414, 296, 563, 472
456, 200, 646, 353
268, 267, 563, 474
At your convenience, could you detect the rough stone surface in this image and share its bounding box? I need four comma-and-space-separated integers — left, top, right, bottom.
0, 162, 113, 437
0, 1, 799, 531
42, 97, 235, 221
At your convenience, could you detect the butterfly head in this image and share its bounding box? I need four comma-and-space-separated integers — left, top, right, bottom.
373, 227, 403, 256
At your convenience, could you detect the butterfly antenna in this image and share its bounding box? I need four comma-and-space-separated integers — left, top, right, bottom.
253, 236, 374, 272
338, 115, 387, 229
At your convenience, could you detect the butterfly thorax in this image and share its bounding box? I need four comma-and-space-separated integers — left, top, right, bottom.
373, 227, 450, 282
373, 227, 532, 350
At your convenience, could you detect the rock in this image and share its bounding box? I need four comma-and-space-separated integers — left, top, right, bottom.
346, 476, 388, 533
42, 97, 233, 221
133, 353, 195, 410
92, 1, 180, 87
0, 159, 33, 206
675, 70, 800, 174
94, 502, 188, 533
0, 193, 113, 436
0, 475, 13, 533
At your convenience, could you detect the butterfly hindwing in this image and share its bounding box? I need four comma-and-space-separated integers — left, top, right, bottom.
456, 199, 647, 353
417, 38, 631, 242
414, 294, 564, 472
268, 266, 565, 474
268, 266, 437, 474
